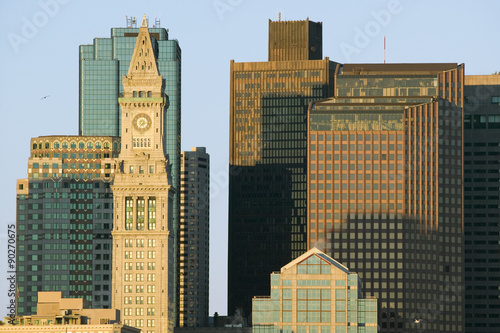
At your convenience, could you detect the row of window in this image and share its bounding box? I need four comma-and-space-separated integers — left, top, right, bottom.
124, 273, 156, 282
123, 307, 156, 316
124, 251, 156, 259
311, 133, 403, 142
125, 239, 156, 247
234, 70, 322, 80
124, 262, 156, 270
124, 285, 157, 293
32, 141, 116, 150
123, 318, 156, 328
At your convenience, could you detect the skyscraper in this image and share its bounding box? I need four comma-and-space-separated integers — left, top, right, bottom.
308, 63, 464, 332
16, 135, 120, 314
111, 16, 175, 333
463, 75, 500, 332
179, 147, 210, 327
80, 16, 182, 327
228, 18, 339, 316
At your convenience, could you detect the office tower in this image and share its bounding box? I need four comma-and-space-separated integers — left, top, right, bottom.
80, 16, 182, 325
307, 63, 464, 332
179, 147, 210, 327
79, 16, 181, 189
4, 292, 139, 333
268, 18, 322, 61
111, 16, 175, 333
228, 18, 339, 317
252, 247, 377, 333
16, 135, 119, 315
463, 75, 500, 332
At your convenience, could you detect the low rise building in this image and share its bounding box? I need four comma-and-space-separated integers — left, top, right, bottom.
2, 291, 139, 332
252, 248, 377, 333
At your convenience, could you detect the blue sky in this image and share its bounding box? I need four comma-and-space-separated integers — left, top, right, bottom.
0, 0, 499, 318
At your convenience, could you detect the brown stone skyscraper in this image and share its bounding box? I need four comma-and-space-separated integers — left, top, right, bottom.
268, 18, 322, 61
228, 18, 339, 317
308, 63, 465, 332
111, 16, 175, 333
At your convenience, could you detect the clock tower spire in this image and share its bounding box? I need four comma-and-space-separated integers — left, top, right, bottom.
112, 14, 175, 333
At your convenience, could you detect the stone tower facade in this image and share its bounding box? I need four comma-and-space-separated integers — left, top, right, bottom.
111, 15, 175, 333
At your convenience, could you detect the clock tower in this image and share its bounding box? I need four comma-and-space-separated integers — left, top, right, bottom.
111, 15, 175, 333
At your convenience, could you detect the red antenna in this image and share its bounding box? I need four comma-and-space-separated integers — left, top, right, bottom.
384, 36, 386, 64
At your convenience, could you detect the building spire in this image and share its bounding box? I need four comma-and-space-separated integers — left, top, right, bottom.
125, 16, 160, 78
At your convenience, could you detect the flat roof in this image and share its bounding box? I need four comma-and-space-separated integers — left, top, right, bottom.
341, 63, 459, 75
465, 75, 500, 85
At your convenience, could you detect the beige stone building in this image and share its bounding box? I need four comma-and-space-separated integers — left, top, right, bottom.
1, 291, 139, 333
111, 15, 175, 333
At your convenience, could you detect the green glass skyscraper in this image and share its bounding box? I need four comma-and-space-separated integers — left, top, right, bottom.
79, 20, 181, 188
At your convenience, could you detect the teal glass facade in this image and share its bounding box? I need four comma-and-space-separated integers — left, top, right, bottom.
16, 136, 120, 315
252, 248, 377, 333
79, 26, 181, 189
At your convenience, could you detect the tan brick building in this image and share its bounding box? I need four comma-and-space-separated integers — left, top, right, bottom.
1, 291, 139, 333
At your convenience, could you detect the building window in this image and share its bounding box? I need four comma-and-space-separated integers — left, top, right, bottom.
137, 197, 145, 230
474, 115, 487, 129
125, 198, 133, 230
148, 198, 156, 230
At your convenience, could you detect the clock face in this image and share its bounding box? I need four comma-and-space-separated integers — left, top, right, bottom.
133, 113, 152, 132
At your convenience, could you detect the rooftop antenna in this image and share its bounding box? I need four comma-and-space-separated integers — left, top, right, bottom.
126, 15, 137, 28
279, 12, 281, 21
154, 17, 161, 28
384, 36, 386, 64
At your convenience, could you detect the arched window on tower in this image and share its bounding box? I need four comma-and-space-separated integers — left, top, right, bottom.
148, 197, 156, 230
125, 197, 133, 230
136, 197, 145, 230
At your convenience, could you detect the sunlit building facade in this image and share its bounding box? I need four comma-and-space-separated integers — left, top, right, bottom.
111, 16, 175, 333
16, 135, 119, 314
228, 18, 339, 317
252, 248, 377, 333
463, 75, 500, 332
2, 291, 139, 333
307, 63, 465, 332
80, 22, 182, 322
79, 20, 181, 189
